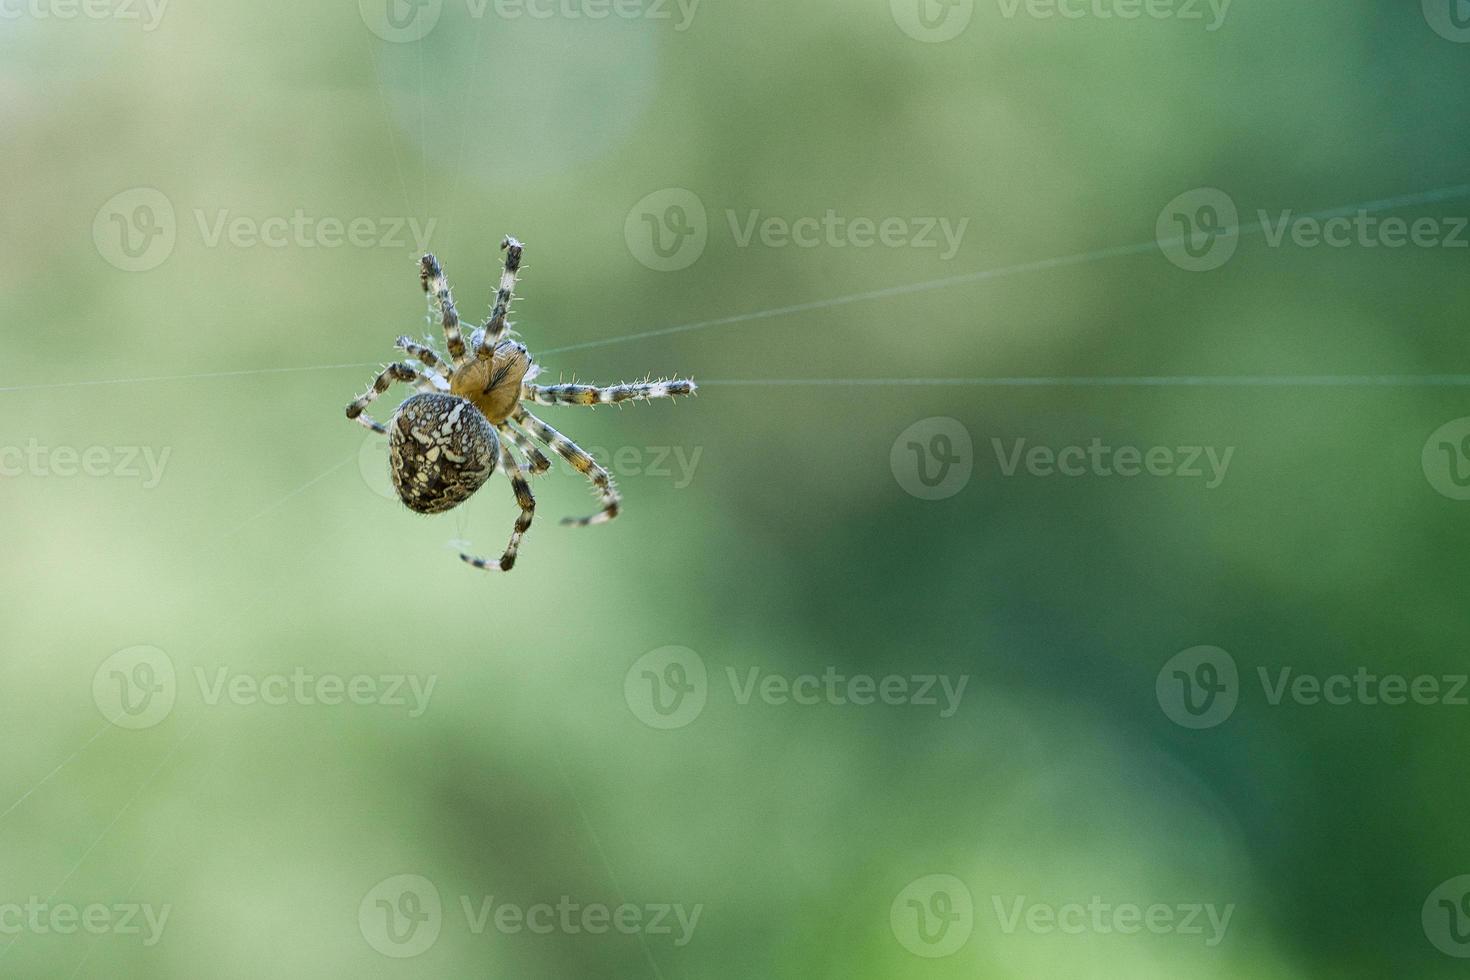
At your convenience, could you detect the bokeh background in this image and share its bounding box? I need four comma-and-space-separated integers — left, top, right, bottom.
2, 0, 1469, 976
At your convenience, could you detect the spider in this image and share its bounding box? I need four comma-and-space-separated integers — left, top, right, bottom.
346, 237, 697, 572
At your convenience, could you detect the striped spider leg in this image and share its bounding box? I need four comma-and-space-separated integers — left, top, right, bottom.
513, 406, 621, 526
521, 378, 697, 408
474, 236, 524, 359
345, 362, 441, 433
460, 440, 536, 572
494, 420, 552, 474
420, 253, 468, 365
395, 336, 451, 382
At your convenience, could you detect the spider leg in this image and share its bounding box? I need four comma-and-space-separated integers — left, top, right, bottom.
495, 421, 552, 474
515, 407, 620, 527
395, 336, 450, 378
460, 442, 536, 572
522, 378, 696, 407
345, 362, 425, 434
476, 236, 524, 359
420, 253, 467, 366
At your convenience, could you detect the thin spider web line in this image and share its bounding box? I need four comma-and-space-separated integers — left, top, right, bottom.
0, 717, 202, 964
359, 32, 416, 228
63, 833, 170, 979
63, 733, 229, 979
3, 444, 357, 962
552, 751, 667, 980
0, 362, 381, 393
540, 181, 1470, 356
0, 723, 113, 825
3, 182, 1466, 397
0, 451, 357, 840
696, 375, 1470, 388
221, 450, 359, 538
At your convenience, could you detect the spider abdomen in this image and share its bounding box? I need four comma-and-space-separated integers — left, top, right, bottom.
389, 393, 499, 515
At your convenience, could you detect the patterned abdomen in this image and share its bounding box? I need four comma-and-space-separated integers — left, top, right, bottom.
389, 393, 499, 514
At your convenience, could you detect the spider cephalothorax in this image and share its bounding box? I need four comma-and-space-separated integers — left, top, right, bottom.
346, 237, 697, 571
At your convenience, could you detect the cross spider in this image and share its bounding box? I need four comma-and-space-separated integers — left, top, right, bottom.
346, 237, 697, 572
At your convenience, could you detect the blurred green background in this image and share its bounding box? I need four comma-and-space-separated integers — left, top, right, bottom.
2, 0, 1469, 976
